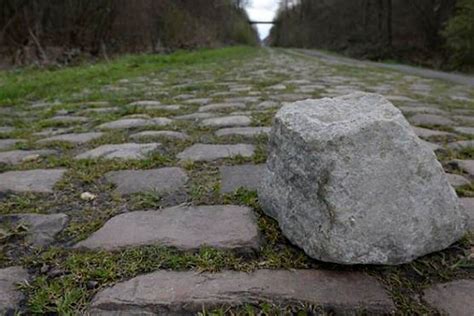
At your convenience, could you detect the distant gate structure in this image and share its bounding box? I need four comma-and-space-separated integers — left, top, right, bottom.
248, 21, 275, 25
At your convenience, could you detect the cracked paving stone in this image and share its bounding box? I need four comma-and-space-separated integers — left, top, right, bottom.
89, 269, 395, 315
200, 115, 251, 128
215, 127, 271, 137
104, 167, 188, 195
97, 118, 172, 130
75, 143, 161, 160
0, 149, 57, 165
37, 132, 104, 145
75, 205, 260, 251
220, 164, 266, 193
423, 279, 474, 316
0, 266, 30, 315
0, 169, 66, 193
0, 213, 68, 246
177, 144, 254, 162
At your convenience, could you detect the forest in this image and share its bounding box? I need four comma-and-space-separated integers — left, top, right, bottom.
270, 0, 474, 71
0, 0, 258, 66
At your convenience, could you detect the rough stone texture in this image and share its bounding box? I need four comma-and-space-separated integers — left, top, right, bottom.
215, 127, 271, 137
0, 126, 14, 134
423, 280, 474, 316
177, 144, 254, 162
220, 164, 265, 193
75, 143, 161, 160
446, 174, 471, 188
454, 127, 474, 135
75, 205, 260, 251
0, 169, 66, 193
408, 114, 455, 127
0, 213, 68, 246
128, 100, 161, 107
447, 140, 474, 150
130, 131, 190, 141
90, 269, 395, 315
412, 127, 455, 138
0, 139, 24, 150
199, 103, 246, 112
260, 93, 466, 265
420, 140, 444, 153
0, 266, 29, 315
98, 118, 172, 130
104, 167, 188, 195
459, 198, 474, 230
0, 150, 56, 165
201, 116, 251, 128
37, 132, 104, 144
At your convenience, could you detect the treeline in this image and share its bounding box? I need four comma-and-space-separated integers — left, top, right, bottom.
0, 0, 258, 66
270, 0, 474, 71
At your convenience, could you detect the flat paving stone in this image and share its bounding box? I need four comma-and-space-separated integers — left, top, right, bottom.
399, 106, 447, 115
97, 118, 172, 130
423, 279, 474, 316
104, 167, 188, 195
453, 116, 474, 125
33, 127, 72, 137
47, 115, 89, 123
0, 169, 66, 193
447, 140, 474, 150
448, 160, 474, 178
37, 132, 104, 145
184, 98, 211, 105
90, 269, 395, 315
0, 126, 14, 134
412, 127, 455, 138
177, 144, 254, 162
459, 198, 474, 230
0, 139, 24, 150
199, 103, 246, 112
446, 174, 471, 188
75, 143, 161, 160
224, 96, 260, 104
254, 100, 280, 109
201, 115, 251, 128
220, 164, 266, 193
215, 127, 271, 137
454, 126, 474, 135
0, 213, 68, 246
408, 114, 455, 127
0, 266, 29, 315
0, 150, 57, 165
128, 100, 161, 107
174, 112, 218, 121
130, 130, 190, 141
75, 205, 260, 251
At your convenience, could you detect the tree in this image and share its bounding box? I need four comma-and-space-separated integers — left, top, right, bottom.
442, 0, 474, 68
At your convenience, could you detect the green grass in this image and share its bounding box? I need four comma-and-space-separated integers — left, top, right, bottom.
0, 46, 258, 105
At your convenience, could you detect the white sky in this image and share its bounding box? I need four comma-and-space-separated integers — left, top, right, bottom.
245, 0, 280, 40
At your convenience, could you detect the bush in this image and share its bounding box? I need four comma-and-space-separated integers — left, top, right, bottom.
442, 0, 474, 69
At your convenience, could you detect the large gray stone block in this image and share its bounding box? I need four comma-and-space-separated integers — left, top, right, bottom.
260, 93, 466, 265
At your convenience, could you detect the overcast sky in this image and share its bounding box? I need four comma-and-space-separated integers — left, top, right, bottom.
245, 0, 280, 40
